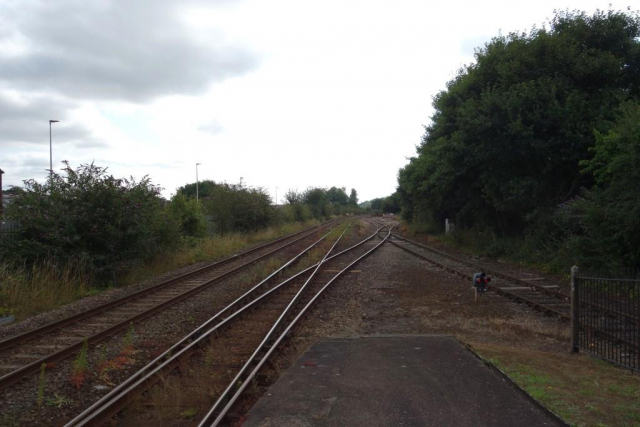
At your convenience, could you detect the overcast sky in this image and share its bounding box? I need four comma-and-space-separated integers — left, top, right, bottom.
0, 0, 628, 202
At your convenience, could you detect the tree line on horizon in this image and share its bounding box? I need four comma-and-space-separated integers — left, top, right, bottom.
396, 9, 640, 272
177, 181, 360, 232
1, 164, 362, 282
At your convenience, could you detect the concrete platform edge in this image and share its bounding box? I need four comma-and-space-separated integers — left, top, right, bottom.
461, 341, 570, 427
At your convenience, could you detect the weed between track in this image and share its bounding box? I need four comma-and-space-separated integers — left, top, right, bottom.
118, 221, 351, 423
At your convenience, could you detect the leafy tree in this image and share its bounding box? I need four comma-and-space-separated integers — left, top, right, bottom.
398, 9, 640, 235
178, 180, 217, 199
326, 187, 349, 207
167, 193, 207, 238
177, 180, 274, 233
572, 102, 640, 270
382, 192, 401, 213
284, 189, 302, 205
349, 189, 358, 206
2, 162, 178, 279
361, 194, 400, 213
369, 198, 384, 211
302, 187, 331, 218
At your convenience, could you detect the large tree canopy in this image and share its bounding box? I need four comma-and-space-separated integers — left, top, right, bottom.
398, 9, 640, 235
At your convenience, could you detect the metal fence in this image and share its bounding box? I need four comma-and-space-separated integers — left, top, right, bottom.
571, 267, 640, 371
0, 219, 20, 241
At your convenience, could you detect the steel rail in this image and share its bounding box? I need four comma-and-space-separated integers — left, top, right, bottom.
197, 223, 352, 424
0, 220, 339, 391
380, 226, 639, 351
201, 225, 393, 426
378, 222, 638, 323
391, 233, 569, 301
66, 221, 382, 426
0, 220, 335, 353
366, 218, 570, 317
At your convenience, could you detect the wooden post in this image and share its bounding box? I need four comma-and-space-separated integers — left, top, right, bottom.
570, 265, 579, 353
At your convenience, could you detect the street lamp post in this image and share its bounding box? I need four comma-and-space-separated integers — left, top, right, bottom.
49, 120, 59, 181
275, 186, 278, 206
196, 163, 201, 201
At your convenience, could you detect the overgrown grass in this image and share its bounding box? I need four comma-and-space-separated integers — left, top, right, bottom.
119, 220, 319, 286
406, 224, 575, 276
0, 258, 93, 320
0, 220, 320, 321
474, 342, 640, 427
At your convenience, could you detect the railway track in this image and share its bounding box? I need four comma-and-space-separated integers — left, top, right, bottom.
384, 231, 571, 318
0, 220, 339, 391
64, 220, 390, 426
368, 219, 639, 355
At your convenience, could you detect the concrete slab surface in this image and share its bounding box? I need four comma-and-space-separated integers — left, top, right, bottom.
243, 335, 564, 427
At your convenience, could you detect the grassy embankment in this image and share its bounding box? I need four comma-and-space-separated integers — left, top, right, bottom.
0, 220, 320, 321
403, 221, 574, 276
473, 343, 640, 427
401, 221, 640, 426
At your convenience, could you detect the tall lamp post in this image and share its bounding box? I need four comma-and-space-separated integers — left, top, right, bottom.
196, 163, 201, 201
49, 120, 59, 181
275, 186, 278, 206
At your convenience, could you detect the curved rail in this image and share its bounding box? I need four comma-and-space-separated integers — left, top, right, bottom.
372, 219, 639, 351
0, 220, 338, 390
200, 223, 393, 426
66, 220, 384, 426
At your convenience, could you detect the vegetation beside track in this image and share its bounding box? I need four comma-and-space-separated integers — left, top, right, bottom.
472, 342, 640, 427
393, 223, 640, 426
0, 220, 320, 320
0, 159, 362, 320
394, 9, 640, 273
398, 220, 571, 277
178, 181, 360, 230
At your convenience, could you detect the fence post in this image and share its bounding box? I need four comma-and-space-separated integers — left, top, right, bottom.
570, 265, 579, 353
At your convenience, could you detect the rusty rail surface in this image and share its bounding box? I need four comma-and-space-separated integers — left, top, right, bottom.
65, 220, 386, 426
369, 219, 639, 353
0, 220, 338, 391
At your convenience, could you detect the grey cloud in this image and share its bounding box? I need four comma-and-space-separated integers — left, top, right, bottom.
1, 149, 51, 187
0, 93, 99, 146
74, 140, 110, 149
0, 0, 258, 103
198, 120, 224, 134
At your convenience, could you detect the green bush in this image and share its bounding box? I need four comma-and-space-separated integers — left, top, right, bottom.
396, 9, 640, 271
572, 102, 640, 271
398, 9, 640, 234
167, 193, 207, 238
177, 180, 274, 233
1, 162, 179, 280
